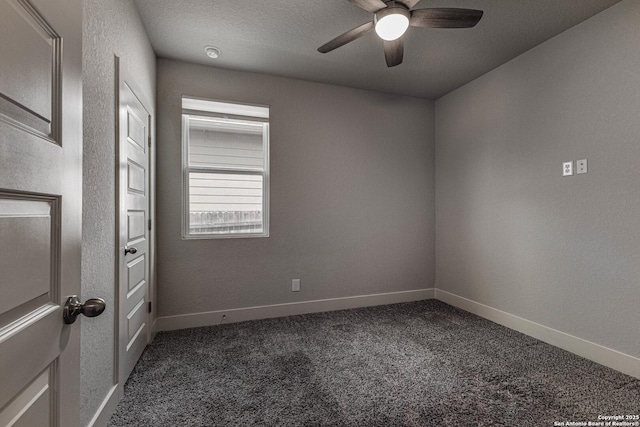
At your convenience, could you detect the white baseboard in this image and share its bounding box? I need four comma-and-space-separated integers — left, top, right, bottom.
157, 288, 435, 332
86, 384, 119, 427
155, 286, 638, 379
435, 289, 640, 380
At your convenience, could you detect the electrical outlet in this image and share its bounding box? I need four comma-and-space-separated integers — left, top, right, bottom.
563, 161, 573, 176
292, 279, 300, 292
577, 159, 587, 174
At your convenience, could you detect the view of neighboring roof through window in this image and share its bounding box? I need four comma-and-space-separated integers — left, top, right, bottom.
182, 97, 269, 239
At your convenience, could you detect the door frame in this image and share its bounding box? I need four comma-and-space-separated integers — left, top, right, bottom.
114, 55, 156, 397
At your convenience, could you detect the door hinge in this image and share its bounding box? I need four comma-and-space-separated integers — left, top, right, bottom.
148, 219, 152, 231
148, 136, 151, 147
148, 301, 152, 313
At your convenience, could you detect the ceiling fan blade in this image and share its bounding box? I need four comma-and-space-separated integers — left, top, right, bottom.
383, 38, 403, 67
410, 8, 483, 28
347, 0, 387, 13
395, 0, 422, 9
318, 21, 374, 53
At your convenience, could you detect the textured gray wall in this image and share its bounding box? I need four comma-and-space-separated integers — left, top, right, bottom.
81, 0, 155, 424
435, 0, 639, 358
157, 59, 435, 317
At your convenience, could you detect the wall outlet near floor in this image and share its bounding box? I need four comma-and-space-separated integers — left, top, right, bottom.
576, 159, 587, 174
292, 279, 301, 292
563, 161, 573, 176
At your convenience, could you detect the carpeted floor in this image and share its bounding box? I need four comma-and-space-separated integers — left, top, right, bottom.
108, 300, 639, 426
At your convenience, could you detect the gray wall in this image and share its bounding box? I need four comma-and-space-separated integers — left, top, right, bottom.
81, 0, 155, 424
435, 0, 640, 358
157, 59, 435, 317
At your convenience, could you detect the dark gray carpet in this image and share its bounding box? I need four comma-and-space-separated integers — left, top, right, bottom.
108, 300, 639, 426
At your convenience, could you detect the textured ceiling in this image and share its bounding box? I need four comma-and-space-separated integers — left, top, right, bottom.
134, 0, 621, 99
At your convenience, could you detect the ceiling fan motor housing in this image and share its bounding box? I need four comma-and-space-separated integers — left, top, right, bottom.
376, 1, 410, 18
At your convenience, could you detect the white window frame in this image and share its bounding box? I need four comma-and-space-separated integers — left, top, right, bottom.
181, 97, 270, 240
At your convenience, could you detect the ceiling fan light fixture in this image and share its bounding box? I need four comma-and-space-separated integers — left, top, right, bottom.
374, 6, 410, 41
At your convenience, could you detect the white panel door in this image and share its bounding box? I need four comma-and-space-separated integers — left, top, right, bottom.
118, 61, 152, 387
0, 0, 82, 426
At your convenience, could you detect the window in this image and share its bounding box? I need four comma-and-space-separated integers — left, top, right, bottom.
182, 97, 269, 239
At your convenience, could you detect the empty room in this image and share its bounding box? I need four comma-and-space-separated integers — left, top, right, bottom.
1, 0, 639, 426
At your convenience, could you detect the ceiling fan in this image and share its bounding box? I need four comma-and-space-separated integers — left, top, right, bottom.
317, 0, 483, 67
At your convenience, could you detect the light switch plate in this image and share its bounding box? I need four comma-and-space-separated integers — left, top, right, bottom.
577, 159, 587, 174
292, 279, 300, 292
563, 161, 573, 176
